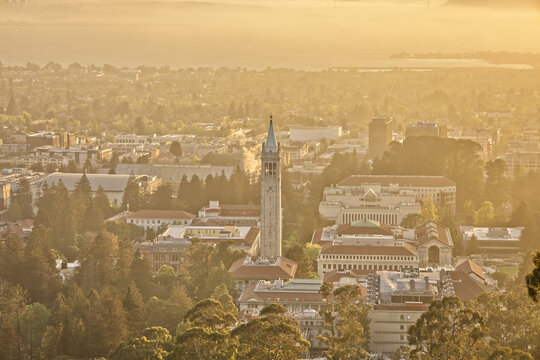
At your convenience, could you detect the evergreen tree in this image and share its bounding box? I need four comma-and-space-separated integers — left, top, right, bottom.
318, 283, 371, 359
123, 284, 145, 337
170, 141, 183, 157
95, 185, 116, 218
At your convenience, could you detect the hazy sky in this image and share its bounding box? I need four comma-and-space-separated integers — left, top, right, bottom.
1, 0, 540, 68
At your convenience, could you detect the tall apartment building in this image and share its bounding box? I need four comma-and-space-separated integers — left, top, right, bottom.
368, 115, 393, 159
319, 175, 456, 225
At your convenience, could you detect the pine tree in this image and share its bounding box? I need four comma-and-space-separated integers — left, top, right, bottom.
123, 284, 145, 337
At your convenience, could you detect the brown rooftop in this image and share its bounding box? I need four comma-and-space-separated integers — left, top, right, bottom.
416, 222, 452, 246
337, 223, 393, 236
449, 271, 489, 302
230, 256, 297, 280
320, 243, 416, 256
338, 175, 456, 188
456, 259, 485, 281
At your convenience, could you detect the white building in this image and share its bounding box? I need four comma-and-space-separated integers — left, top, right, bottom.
319, 175, 456, 225
125, 209, 195, 233
158, 224, 260, 254
289, 126, 342, 142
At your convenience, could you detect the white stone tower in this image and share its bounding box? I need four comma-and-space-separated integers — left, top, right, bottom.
260, 116, 282, 258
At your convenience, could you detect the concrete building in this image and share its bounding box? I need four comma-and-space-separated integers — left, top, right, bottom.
368, 115, 393, 159
415, 222, 453, 268
405, 121, 447, 138
317, 241, 418, 277
460, 226, 523, 257
125, 209, 195, 233
369, 303, 428, 356
197, 200, 260, 226
319, 175, 456, 225
289, 125, 342, 142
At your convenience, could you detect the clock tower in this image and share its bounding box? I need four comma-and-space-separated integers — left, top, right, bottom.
260, 116, 282, 258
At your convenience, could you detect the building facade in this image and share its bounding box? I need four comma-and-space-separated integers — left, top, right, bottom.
125, 209, 195, 233
319, 175, 456, 225
260, 118, 282, 258
368, 115, 393, 159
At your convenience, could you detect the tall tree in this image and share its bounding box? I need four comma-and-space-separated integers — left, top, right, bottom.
408, 296, 486, 360
318, 283, 371, 359
421, 194, 439, 223
232, 304, 310, 360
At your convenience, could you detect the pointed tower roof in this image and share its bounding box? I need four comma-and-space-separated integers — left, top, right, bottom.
263, 116, 278, 152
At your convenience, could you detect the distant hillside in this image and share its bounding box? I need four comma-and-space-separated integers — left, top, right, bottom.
445, 0, 540, 7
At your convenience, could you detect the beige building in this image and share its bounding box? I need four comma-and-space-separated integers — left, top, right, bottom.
415, 222, 453, 268
319, 175, 456, 225
369, 303, 428, 355
317, 242, 418, 277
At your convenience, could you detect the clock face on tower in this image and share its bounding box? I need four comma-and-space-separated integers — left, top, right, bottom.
266, 185, 274, 193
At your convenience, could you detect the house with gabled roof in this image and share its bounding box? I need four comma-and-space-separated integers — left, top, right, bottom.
415, 222, 453, 267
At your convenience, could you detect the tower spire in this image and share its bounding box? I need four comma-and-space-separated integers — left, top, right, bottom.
263, 115, 277, 152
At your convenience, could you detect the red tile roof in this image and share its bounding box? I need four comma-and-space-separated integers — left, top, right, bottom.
239, 282, 323, 303
338, 175, 456, 188
449, 271, 490, 302
416, 222, 452, 246
456, 259, 485, 281
126, 209, 195, 220
230, 256, 297, 280
320, 243, 417, 256
243, 227, 260, 246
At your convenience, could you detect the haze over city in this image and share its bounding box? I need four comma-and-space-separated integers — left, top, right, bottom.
1, 0, 540, 68
0, 1, 539, 360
